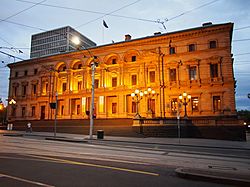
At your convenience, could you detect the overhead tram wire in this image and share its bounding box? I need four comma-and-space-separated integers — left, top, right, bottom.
2, 0, 250, 63
0, 0, 46, 24
2, 0, 143, 61
17, 0, 158, 25
75, 0, 142, 28
163, 0, 221, 22
234, 25, 250, 31
0, 0, 46, 56
17, 0, 221, 30
0, 51, 24, 61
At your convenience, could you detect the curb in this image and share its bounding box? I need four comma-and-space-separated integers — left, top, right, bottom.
175, 167, 250, 186
89, 138, 250, 151
45, 137, 88, 143
3, 133, 23, 137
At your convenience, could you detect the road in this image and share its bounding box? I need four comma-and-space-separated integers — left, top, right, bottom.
0, 134, 248, 187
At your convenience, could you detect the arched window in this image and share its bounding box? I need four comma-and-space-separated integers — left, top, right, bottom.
58, 64, 67, 72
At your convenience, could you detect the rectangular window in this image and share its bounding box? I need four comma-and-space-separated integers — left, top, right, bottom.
34, 69, 38, 75
171, 98, 178, 112
148, 99, 155, 113
169, 69, 176, 81
149, 71, 155, 83
132, 102, 136, 113
62, 82, 67, 92
189, 66, 197, 80
112, 59, 117, 64
131, 75, 137, 85
188, 44, 196, 52
210, 64, 218, 78
22, 107, 26, 117
15, 72, 18, 77
45, 83, 48, 93
131, 56, 136, 62
24, 70, 28, 76
13, 86, 17, 97
31, 106, 36, 117
33, 84, 37, 95
78, 81, 82, 91
94, 79, 99, 88
77, 104, 80, 115
209, 40, 217, 49
22, 85, 27, 96
112, 103, 117, 114
112, 77, 117, 87
169, 47, 176, 54
213, 96, 221, 111
61, 105, 64, 115
191, 97, 199, 112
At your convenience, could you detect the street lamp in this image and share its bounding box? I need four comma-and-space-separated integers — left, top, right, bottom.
131, 89, 144, 119
178, 92, 191, 119
71, 36, 98, 140
9, 99, 16, 116
0, 99, 4, 111
72, 36, 80, 45
144, 87, 156, 118
9, 99, 16, 105
0, 99, 5, 125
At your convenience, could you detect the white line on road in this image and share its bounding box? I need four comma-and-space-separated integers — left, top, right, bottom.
0, 173, 54, 187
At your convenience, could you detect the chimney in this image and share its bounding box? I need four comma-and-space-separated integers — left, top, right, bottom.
125, 34, 131, 41
154, 32, 161, 35
202, 22, 212, 27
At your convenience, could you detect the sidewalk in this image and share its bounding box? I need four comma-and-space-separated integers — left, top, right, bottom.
1, 130, 250, 150
1, 130, 250, 185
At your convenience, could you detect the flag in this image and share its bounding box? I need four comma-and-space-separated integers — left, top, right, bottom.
103, 20, 109, 28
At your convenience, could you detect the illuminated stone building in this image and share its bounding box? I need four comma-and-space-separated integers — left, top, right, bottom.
8, 22, 237, 125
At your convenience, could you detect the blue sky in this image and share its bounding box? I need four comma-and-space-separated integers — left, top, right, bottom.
0, 0, 250, 109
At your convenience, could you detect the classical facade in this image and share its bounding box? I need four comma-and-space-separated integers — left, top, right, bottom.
8, 22, 236, 122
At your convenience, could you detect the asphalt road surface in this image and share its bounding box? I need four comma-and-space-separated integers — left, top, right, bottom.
0, 135, 243, 187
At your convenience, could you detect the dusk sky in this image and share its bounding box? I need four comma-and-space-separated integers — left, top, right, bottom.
0, 0, 250, 109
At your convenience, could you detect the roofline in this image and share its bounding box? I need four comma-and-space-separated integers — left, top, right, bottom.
8, 22, 233, 68
91, 22, 233, 49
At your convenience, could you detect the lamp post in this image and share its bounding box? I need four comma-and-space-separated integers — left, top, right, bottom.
131, 89, 144, 119
0, 99, 4, 125
9, 99, 16, 116
178, 92, 191, 119
71, 36, 98, 140
8, 98, 16, 131
143, 87, 156, 118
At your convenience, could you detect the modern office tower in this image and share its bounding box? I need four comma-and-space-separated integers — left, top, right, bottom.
30, 26, 96, 58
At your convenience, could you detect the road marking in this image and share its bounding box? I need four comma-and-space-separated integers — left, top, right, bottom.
0, 173, 54, 187
0, 155, 150, 166
29, 154, 159, 177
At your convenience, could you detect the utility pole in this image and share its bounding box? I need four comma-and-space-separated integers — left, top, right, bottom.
54, 92, 58, 137
89, 57, 98, 139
